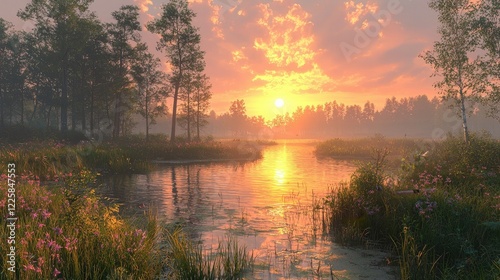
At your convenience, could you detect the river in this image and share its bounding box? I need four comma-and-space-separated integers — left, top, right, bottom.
100, 140, 395, 279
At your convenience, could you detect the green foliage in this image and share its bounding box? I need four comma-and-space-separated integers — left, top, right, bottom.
402, 133, 500, 190
0, 171, 162, 280
322, 134, 500, 279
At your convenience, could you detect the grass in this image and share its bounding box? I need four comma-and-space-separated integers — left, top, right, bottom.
0, 170, 162, 280
315, 135, 428, 160
0, 135, 264, 178
0, 169, 254, 279
164, 229, 254, 279
322, 133, 500, 279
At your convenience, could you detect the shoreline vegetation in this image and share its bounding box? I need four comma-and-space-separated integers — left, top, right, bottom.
0, 132, 272, 178
1, 130, 499, 279
319, 133, 500, 279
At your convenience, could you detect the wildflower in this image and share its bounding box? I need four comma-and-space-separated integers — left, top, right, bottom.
53, 227, 63, 235
23, 264, 36, 271
38, 223, 45, 228
41, 209, 51, 219
36, 239, 45, 250
53, 268, 61, 277
37, 257, 45, 267
47, 240, 62, 252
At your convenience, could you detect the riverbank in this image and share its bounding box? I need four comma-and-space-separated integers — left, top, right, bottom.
0, 137, 267, 178
321, 134, 500, 279
314, 136, 429, 161
0, 170, 254, 279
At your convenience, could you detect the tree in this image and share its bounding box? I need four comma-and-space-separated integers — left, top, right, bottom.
18, 0, 94, 134
178, 72, 195, 141
131, 45, 169, 141
0, 19, 12, 128
147, 0, 205, 143
422, 0, 497, 143
192, 73, 211, 140
471, 0, 500, 118
108, 5, 141, 138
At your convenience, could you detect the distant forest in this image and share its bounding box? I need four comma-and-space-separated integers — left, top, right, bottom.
200, 95, 500, 139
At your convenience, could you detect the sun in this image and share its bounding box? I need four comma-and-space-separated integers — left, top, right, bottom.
275, 98, 284, 108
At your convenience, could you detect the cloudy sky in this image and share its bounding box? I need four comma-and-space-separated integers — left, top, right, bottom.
1, 0, 441, 120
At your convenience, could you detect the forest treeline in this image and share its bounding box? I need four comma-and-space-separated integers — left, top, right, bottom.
0, 0, 211, 142
205, 96, 500, 138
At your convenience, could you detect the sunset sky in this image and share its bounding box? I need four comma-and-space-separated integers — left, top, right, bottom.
1, 0, 442, 120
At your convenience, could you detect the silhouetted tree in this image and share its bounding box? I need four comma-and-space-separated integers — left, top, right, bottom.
147, 0, 205, 143
108, 5, 141, 138
131, 45, 169, 141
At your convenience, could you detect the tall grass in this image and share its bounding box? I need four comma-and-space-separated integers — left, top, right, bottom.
0, 170, 162, 279
0, 137, 263, 178
164, 229, 253, 279
315, 135, 427, 159
322, 134, 500, 279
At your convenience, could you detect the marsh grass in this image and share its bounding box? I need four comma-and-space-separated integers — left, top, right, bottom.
0, 136, 264, 178
322, 134, 500, 279
315, 135, 427, 160
164, 229, 254, 279
0, 170, 162, 280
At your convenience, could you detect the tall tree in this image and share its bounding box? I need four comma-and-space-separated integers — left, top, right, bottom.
147, 0, 205, 143
422, 0, 497, 143
471, 0, 500, 118
178, 72, 195, 141
18, 0, 94, 134
192, 73, 211, 140
131, 45, 169, 141
108, 5, 141, 139
0, 19, 12, 128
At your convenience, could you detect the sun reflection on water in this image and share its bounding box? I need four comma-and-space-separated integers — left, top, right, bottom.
100, 141, 394, 279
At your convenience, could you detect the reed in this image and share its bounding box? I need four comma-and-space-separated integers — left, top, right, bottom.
164, 229, 254, 280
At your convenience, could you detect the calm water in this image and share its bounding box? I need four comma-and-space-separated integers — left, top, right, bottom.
100, 140, 394, 279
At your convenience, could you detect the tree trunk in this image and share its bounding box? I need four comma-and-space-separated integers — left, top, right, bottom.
0, 82, 4, 129
90, 81, 94, 133
171, 82, 179, 144
145, 85, 149, 142
20, 88, 24, 126
61, 55, 68, 134
187, 88, 191, 142
196, 93, 200, 140
459, 87, 470, 143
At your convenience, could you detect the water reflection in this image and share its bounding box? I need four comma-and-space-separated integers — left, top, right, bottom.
100, 141, 392, 279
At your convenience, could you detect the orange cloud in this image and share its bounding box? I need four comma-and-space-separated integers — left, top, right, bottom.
134, 0, 153, 12
345, 0, 378, 25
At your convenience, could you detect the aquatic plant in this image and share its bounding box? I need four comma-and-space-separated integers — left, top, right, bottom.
164, 229, 254, 280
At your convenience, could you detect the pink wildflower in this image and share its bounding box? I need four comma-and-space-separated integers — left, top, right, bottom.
53, 227, 63, 235
53, 268, 61, 277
